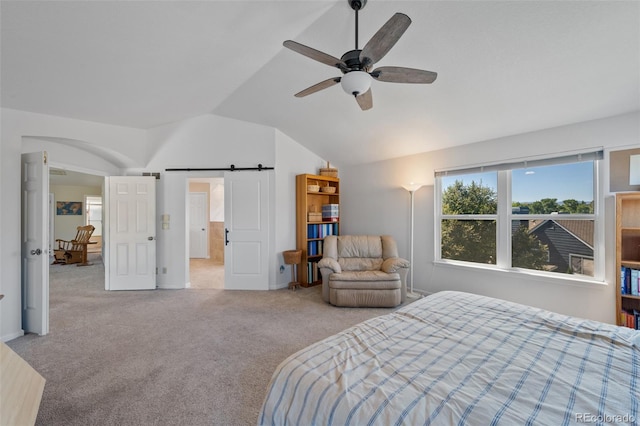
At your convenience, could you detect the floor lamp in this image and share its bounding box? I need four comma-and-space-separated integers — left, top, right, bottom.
402, 183, 423, 298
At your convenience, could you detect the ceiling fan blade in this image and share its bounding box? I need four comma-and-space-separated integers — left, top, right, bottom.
294, 77, 341, 98
359, 13, 411, 67
283, 40, 347, 70
371, 66, 437, 84
355, 88, 373, 111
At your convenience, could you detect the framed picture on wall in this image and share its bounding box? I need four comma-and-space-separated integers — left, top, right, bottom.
56, 201, 82, 215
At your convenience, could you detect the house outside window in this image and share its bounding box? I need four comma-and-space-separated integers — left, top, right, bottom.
570, 254, 594, 276
435, 151, 601, 279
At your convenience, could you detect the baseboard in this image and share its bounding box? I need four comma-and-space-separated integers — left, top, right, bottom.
1, 329, 25, 343
271, 282, 289, 290
157, 283, 189, 289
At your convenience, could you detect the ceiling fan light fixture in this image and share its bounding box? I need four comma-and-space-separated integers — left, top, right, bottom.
341, 71, 371, 96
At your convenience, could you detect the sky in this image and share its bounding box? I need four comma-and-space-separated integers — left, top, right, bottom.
441, 161, 594, 203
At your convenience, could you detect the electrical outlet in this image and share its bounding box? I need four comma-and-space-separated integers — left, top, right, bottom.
279, 265, 285, 273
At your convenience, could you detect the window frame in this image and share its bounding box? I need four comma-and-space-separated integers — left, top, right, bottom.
435, 152, 603, 282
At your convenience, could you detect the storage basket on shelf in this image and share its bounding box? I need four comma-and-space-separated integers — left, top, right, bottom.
319, 162, 338, 178
319, 181, 336, 193
307, 180, 320, 192
308, 205, 322, 222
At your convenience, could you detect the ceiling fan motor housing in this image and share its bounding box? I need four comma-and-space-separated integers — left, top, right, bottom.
340, 49, 367, 72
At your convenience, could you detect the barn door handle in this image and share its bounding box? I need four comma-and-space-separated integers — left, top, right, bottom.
225, 228, 229, 246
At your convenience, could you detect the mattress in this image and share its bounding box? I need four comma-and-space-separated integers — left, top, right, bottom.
258, 291, 639, 425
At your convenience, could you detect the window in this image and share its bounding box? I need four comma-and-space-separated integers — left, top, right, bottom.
85, 196, 102, 237
440, 172, 497, 265
436, 151, 601, 279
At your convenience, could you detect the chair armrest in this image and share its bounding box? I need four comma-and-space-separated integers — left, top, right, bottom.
317, 258, 341, 274
381, 257, 410, 273
318, 259, 340, 303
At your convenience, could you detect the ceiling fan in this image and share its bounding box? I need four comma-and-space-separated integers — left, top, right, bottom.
283, 0, 437, 111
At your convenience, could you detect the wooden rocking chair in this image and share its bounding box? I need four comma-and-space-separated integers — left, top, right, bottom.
53, 225, 95, 266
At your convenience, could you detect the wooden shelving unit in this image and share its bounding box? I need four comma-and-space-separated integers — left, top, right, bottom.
296, 174, 340, 287
615, 192, 640, 327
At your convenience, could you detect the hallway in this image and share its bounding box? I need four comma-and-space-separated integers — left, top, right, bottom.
189, 258, 224, 289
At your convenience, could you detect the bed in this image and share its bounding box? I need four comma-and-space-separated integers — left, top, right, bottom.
258, 291, 639, 425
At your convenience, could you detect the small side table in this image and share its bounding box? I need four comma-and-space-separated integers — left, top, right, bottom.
283, 250, 302, 291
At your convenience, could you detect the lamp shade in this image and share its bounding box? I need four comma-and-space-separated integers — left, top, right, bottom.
341, 71, 371, 96
402, 183, 424, 192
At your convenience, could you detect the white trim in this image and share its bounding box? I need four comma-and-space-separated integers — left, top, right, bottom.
435, 147, 604, 177
497, 169, 511, 269
433, 259, 607, 288
435, 155, 602, 281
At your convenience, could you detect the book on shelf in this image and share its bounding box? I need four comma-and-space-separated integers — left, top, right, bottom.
620, 310, 640, 330
306, 223, 339, 239
620, 266, 640, 296
306, 261, 322, 283
306, 240, 324, 256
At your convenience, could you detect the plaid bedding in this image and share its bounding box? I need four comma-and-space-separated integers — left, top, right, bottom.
258, 291, 640, 425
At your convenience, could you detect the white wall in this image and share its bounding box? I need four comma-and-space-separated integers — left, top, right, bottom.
1, 108, 326, 339
340, 112, 640, 324
146, 119, 326, 290
2, 110, 300, 338
209, 179, 224, 222
51, 185, 102, 241
274, 130, 327, 289
0, 108, 147, 341
5, 105, 633, 339
146, 114, 277, 289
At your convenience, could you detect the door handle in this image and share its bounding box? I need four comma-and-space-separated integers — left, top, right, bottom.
148, 236, 155, 241
225, 228, 229, 246
30, 248, 42, 256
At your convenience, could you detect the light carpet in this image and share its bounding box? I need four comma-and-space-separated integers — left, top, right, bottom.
8, 254, 400, 425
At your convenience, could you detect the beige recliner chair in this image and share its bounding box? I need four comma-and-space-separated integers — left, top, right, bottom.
317, 235, 410, 308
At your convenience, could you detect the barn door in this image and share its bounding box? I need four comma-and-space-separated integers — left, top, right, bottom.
223, 171, 269, 290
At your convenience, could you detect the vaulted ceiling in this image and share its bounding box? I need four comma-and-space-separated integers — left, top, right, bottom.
2, 1, 639, 167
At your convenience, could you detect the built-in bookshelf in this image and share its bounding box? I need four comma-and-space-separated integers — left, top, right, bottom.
616, 192, 640, 329
296, 174, 340, 287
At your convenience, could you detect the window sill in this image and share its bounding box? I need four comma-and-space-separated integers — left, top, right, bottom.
433, 259, 608, 289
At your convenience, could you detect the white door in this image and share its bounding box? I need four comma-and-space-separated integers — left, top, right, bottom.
105, 176, 156, 291
49, 193, 55, 258
21, 152, 49, 335
189, 192, 208, 258
224, 171, 269, 290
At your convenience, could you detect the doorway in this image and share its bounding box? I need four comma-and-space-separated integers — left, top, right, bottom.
49, 168, 105, 266
188, 177, 224, 289
84, 195, 102, 254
